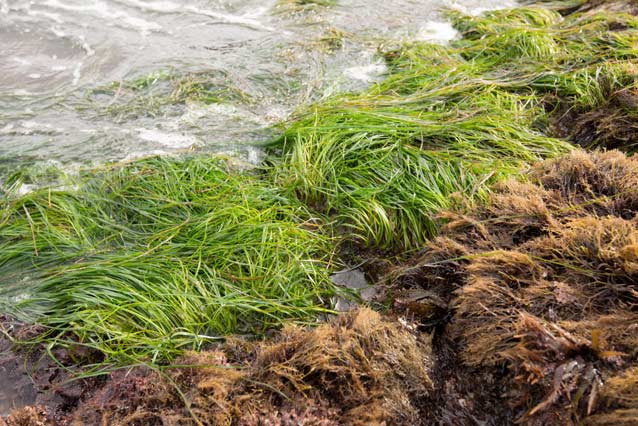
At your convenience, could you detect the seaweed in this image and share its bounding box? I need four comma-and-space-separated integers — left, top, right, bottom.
68, 308, 432, 426
394, 150, 638, 425
0, 156, 339, 363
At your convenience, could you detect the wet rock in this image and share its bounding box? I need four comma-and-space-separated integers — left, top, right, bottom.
330, 268, 378, 311
0, 337, 37, 417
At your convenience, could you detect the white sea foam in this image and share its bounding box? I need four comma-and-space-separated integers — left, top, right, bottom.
417, 21, 458, 43
26, 8, 64, 23
122, 149, 169, 162
137, 128, 199, 149
444, 0, 518, 16
77, 35, 95, 56
344, 63, 387, 83
16, 183, 37, 196
12, 57, 31, 66
72, 61, 82, 85
114, 0, 276, 32
41, 0, 162, 35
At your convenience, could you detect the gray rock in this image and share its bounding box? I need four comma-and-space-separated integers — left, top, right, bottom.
330, 268, 378, 311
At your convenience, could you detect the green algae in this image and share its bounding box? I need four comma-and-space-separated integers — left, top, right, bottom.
0, 156, 338, 362
269, 5, 638, 251
83, 70, 251, 121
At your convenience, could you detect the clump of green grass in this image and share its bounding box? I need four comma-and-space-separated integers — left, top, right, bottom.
0, 161, 69, 198
448, 7, 638, 151
386, 7, 638, 117
0, 156, 337, 363
269, 5, 638, 251
271, 91, 566, 250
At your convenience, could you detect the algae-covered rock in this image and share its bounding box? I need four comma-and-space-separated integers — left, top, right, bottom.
396, 150, 638, 425
67, 308, 432, 426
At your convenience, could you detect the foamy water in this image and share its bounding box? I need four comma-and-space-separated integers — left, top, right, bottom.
0, 0, 515, 175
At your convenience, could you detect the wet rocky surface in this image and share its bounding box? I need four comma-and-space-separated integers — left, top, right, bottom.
330, 268, 379, 311
0, 336, 37, 416
0, 319, 104, 422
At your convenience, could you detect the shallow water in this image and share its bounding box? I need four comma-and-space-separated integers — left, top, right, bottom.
0, 0, 514, 177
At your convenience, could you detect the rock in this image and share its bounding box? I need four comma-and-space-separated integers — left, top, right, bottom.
330, 268, 378, 311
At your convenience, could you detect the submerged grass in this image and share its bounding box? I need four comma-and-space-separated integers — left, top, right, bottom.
83, 70, 251, 121
270, 5, 638, 251
274, 0, 338, 13
0, 156, 338, 363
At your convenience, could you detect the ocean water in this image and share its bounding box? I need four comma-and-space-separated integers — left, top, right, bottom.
0, 0, 514, 174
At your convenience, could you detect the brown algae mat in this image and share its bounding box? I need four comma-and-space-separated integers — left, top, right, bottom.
394, 149, 638, 425
2, 309, 432, 426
